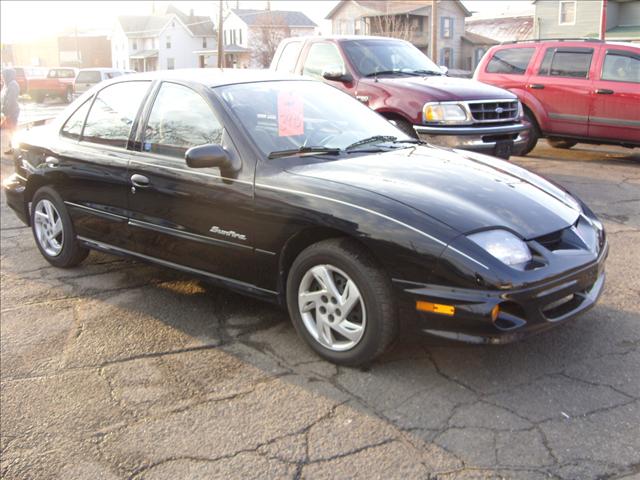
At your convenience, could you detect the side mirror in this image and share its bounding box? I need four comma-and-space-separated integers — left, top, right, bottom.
439, 65, 449, 76
185, 144, 232, 170
322, 65, 353, 83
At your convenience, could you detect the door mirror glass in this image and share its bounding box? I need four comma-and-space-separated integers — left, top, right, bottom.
185, 144, 232, 169
439, 65, 449, 76
322, 65, 352, 82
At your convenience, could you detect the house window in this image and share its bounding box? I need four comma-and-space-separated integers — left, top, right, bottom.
133, 40, 138, 50
232, 30, 237, 44
239, 30, 243, 44
559, 1, 576, 25
202, 37, 207, 48
166, 36, 171, 49
441, 17, 453, 39
440, 47, 453, 68
475, 48, 485, 67
167, 58, 175, 70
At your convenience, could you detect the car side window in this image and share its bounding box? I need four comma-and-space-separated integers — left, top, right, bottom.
82, 81, 150, 148
485, 48, 535, 75
601, 50, 640, 83
303, 43, 345, 79
275, 41, 302, 73
142, 82, 223, 158
538, 48, 593, 78
60, 98, 92, 140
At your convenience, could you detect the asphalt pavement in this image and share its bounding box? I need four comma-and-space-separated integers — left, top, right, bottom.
1, 136, 639, 479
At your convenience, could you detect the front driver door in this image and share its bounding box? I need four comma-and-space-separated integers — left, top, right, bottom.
126, 81, 256, 286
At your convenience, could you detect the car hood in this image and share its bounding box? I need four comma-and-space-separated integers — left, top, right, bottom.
286, 147, 580, 240
368, 75, 516, 101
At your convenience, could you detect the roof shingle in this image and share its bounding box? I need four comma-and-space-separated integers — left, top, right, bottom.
231, 9, 317, 28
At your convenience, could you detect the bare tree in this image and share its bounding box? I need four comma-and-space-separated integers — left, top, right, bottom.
250, 11, 290, 67
368, 14, 418, 41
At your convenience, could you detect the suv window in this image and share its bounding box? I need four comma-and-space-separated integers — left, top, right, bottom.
602, 50, 640, 83
82, 81, 150, 148
49, 69, 76, 79
538, 48, 593, 78
275, 41, 302, 73
486, 48, 535, 75
303, 43, 344, 79
61, 98, 92, 140
143, 82, 223, 158
76, 71, 102, 84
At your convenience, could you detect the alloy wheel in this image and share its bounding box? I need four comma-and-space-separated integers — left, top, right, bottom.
33, 199, 64, 256
298, 264, 366, 351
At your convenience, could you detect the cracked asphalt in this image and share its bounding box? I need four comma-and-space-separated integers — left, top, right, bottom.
1, 141, 639, 479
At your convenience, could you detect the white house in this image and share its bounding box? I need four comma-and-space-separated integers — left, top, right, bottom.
222, 9, 317, 68
111, 4, 216, 72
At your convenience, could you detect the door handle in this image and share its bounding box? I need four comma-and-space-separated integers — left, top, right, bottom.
595, 88, 614, 95
45, 156, 59, 167
528, 84, 545, 90
130, 174, 150, 187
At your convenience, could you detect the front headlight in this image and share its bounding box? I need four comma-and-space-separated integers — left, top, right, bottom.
468, 229, 532, 268
423, 102, 469, 125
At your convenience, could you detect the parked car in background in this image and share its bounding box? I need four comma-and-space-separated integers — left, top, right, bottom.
5, 70, 607, 365
271, 36, 529, 159
27, 67, 78, 103
10, 66, 47, 95
475, 39, 640, 155
73, 68, 133, 97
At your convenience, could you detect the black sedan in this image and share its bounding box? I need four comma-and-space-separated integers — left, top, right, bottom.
3, 70, 607, 365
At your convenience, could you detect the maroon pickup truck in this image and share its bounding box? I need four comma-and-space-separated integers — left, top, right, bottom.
27, 67, 77, 103
271, 36, 529, 159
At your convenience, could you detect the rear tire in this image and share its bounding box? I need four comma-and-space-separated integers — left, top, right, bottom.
62, 88, 73, 104
518, 109, 539, 156
32, 92, 45, 103
547, 138, 577, 149
31, 186, 89, 268
286, 238, 397, 366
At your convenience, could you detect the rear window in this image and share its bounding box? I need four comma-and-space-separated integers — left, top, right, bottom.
274, 41, 302, 73
76, 71, 102, 84
601, 50, 640, 83
538, 48, 593, 78
486, 48, 535, 75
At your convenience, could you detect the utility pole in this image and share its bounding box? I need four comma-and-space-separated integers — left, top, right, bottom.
431, 0, 437, 62
217, 0, 225, 67
600, 0, 607, 40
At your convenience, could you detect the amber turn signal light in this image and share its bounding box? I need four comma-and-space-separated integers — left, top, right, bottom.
491, 304, 500, 322
416, 301, 455, 316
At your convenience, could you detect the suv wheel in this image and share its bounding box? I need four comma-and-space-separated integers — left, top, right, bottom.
31, 187, 89, 268
518, 109, 539, 156
286, 238, 397, 366
63, 88, 73, 104
547, 138, 577, 149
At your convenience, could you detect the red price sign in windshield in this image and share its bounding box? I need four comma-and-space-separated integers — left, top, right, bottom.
277, 91, 304, 137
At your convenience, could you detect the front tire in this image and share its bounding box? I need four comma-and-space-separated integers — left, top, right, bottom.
31, 187, 89, 268
62, 88, 73, 104
390, 118, 419, 139
286, 238, 397, 366
518, 109, 540, 156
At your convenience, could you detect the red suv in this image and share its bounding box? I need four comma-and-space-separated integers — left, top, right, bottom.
475, 39, 639, 155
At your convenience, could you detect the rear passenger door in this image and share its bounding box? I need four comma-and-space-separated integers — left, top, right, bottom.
126, 81, 256, 285
526, 46, 595, 136
589, 48, 640, 143
58, 80, 151, 249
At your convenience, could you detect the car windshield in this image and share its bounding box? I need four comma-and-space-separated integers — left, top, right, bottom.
342, 39, 442, 77
76, 71, 102, 83
216, 80, 413, 158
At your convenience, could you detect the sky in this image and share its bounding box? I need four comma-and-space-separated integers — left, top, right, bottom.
0, 0, 535, 44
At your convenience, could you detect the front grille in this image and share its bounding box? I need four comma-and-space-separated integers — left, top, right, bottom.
468, 100, 519, 123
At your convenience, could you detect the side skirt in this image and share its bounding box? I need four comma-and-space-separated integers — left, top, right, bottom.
77, 236, 281, 305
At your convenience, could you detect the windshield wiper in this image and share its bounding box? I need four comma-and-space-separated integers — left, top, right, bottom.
345, 135, 397, 151
407, 69, 443, 76
364, 70, 410, 78
268, 146, 341, 159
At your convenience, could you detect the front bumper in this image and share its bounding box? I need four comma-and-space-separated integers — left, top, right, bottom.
3, 172, 30, 226
396, 242, 608, 344
414, 123, 530, 157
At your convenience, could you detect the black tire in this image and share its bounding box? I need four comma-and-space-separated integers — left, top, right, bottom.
30, 186, 89, 268
547, 138, 577, 149
286, 238, 397, 366
32, 91, 45, 103
390, 118, 419, 139
518, 108, 540, 156
62, 88, 73, 104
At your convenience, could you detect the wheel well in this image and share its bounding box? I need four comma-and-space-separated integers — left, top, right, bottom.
379, 111, 411, 125
277, 227, 376, 300
522, 104, 541, 134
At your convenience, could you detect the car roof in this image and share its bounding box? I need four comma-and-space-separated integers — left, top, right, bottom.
78, 67, 122, 72
497, 39, 639, 49
119, 68, 306, 87
282, 35, 410, 43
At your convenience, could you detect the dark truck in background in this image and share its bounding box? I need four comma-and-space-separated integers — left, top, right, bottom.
271, 36, 529, 159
